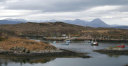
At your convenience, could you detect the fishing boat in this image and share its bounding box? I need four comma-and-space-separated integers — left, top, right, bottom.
116, 45, 125, 48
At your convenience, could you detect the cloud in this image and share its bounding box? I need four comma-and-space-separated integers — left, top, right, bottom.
116, 6, 128, 12
0, 9, 41, 19
4, 0, 128, 12
0, 0, 6, 2
0, 0, 128, 25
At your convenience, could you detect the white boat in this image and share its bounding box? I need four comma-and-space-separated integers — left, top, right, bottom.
53, 41, 56, 44
91, 39, 98, 46
65, 39, 70, 45
92, 42, 98, 45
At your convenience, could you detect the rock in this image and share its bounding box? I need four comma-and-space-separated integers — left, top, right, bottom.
10, 46, 30, 53
125, 64, 128, 66
106, 47, 122, 50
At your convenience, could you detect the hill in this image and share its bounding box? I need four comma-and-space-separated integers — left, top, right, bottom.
0, 22, 128, 39
0, 22, 89, 37
0, 19, 26, 24
112, 26, 128, 29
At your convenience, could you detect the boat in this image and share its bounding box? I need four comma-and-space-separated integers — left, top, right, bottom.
64, 34, 71, 45
116, 45, 125, 48
91, 41, 98, 46
91, 39, 98, 46
53, 41, 56, 44
65, 39, 70, 45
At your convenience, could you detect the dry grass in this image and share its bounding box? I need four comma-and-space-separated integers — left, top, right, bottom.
82, 30, 109, 33
0, 37, 56, 51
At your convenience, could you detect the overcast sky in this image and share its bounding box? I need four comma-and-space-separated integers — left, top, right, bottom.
0, 0, 128, 25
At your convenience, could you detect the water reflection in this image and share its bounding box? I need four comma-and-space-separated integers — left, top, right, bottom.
0, 41, 128, 66
92, 46, 98, 50
107, 54, 120, 58
0, 55, 55, 65
0, 52, 88, 66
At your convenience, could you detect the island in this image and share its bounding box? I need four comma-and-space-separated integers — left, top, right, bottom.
0, 36, 89, 58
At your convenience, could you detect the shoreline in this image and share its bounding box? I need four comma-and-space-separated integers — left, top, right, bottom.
94, 49, 128, 55
0, 49, 90, 58
44, 39, 128, 43
43, 37, 128, 42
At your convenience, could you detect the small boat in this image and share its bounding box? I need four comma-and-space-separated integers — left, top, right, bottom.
53, 41, 56, 44
91, 41, 98, 46
65, 39, 70, 45
91, 39, 98, 46
116, 45, 125, 48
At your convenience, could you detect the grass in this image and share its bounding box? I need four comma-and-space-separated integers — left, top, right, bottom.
0, 37, 56, 51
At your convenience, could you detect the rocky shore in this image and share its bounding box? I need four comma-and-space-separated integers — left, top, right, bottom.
94, 49, 128, 55
0, 49, 90, 64
125, 64, 128, 66
0, 49, 90, 58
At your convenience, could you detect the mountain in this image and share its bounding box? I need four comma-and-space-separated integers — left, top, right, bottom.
64, 19, 89, 26
0, 19, 26, 24
1, 18, 128, 29
61, 18, 110, 27
89, 18, 110, 27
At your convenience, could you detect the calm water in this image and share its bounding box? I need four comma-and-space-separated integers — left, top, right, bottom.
0, 41, 128, 66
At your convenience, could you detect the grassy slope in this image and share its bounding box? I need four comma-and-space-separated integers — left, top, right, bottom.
0, 37, 56, 51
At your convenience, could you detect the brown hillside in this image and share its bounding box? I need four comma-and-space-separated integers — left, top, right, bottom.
0, 22, 128, 39
0, 37, 56, 51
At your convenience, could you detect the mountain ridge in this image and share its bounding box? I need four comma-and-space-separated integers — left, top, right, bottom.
0, 19, 26, 24
0, 18, 128, 29
60, 18, 110, 27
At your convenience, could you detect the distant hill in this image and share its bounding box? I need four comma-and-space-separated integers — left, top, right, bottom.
112, 26, 128, 29
48, 18, 110, 27
0, 19, 26, 24
48, 19, 128, 29
64, 19, 89, 26
1, 18, 128, 29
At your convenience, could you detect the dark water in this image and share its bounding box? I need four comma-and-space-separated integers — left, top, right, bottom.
0, 41, 128, 66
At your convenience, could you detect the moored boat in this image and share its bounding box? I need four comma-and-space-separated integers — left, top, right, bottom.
91, 41, 98, 46
91, 39, 98, 46
116, 45, 125, 48
64, 39, 70, 45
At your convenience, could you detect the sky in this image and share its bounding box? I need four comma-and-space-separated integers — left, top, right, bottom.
0, 0, 128, 25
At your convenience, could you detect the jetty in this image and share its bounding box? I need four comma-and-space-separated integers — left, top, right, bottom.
43, 37, 128, 42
